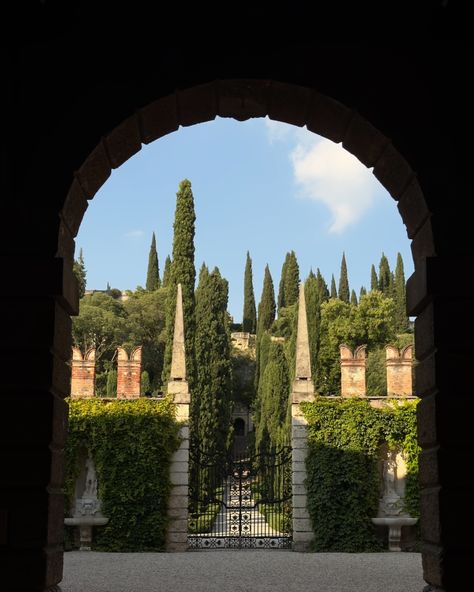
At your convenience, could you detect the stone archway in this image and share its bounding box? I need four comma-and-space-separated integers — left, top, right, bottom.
4, 34, 472, 591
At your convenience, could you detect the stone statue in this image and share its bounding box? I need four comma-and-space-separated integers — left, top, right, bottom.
84, 457, 98, 498
382, 452, 398, 498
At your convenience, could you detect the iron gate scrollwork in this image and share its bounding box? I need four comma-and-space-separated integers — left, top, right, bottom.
188, 447, 292, 549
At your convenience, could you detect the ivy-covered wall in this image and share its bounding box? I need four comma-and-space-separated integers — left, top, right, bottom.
65, 398, 180, 551
302, 398, 420, 552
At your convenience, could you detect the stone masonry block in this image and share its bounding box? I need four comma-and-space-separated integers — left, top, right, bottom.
410, 216, 436, 263
343, 113, 390, 168
61, 178, 88, 237
293, 518, 313, 532
177, 84, 217, 127
306, 92, 353, 143
139, 95, 179, 144
397, 177, 431, 239
373, 143, 414, 200
292, 461, 306, 473
167, 541, 188, 552
169, 485, 188, 497
217, 79, 269, 121
167, 495, 189, 510
170, 448, 189, 463
169, 461, 189, 474
267, 82, 313, 127
292, 494, 308, 508
292, 472, 307, 485
292, 425, 308, 439
166, 531, 188, 544
292, 484, 308, 496
292, 437, 308, 451
293, 507, 311, 520
292, 448, 309, 463
104, 114, 142, 169
75, 140, 111, 199
167, 518, 188, 533
178, 426, 190, 440
170, 471, 189, 486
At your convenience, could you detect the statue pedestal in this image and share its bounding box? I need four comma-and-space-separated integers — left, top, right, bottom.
372, 516, 418, 551
64, 496, 109, 550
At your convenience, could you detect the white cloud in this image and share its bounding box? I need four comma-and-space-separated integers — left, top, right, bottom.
264, 118, 293, 144
124, 229, 145, 238
290, 137, 377, 234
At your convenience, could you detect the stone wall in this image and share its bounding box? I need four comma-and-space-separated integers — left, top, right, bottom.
71, 347, 96, 398
116, 346, 142, 399
340, 345, 366, 397
386, 345, 413, 397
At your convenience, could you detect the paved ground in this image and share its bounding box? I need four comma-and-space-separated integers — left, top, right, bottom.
61, 550, 425, 592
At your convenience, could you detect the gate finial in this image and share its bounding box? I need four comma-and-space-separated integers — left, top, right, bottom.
171, 283, 186, 381
295, 282, 312, 380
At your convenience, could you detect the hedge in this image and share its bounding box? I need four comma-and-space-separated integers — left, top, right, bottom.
65, 397, 180, 551
302, 397, 420, 552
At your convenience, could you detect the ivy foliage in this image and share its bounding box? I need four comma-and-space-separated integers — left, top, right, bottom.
302, 398, 420, 552
65, 398, 180, 551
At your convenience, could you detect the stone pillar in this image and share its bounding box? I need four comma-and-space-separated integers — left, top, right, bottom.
291, 283, 315, 551
166, 284, 190, 551
340, 344, 367, 397
386, 345, 413, 397
71, 347, 96, 398
116, 346, 142, 399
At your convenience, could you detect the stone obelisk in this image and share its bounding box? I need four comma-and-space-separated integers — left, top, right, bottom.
166, 284, 190, 551
291, 282, 315, 551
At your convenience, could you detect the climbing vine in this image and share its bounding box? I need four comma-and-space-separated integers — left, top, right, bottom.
302, 398, 420, 552
65, 398, 180, 551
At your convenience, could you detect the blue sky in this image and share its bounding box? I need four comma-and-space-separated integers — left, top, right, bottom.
77, 117, 413, 321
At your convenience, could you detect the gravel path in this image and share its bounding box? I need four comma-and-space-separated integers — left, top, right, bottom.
61, 550, 425, 592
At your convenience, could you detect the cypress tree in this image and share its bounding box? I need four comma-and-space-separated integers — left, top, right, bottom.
394, 252, 409, 332
378, 253, 391, 295
338, 252, 350, 303
162, 179, 196, 388
255, 265, 276, 393
73, 248, 87, 299
242, 252, 257, 333
284, 251, 300, 307
330, 274, 338, 299
145, 232, 160, 291
162, 255, 172, 288
370, 264, 378, 291
106, 368, 117, 398
255, 342, 290, 456
359, 286, 367, 300
351, 289, 358, 306
195, 266, 233, 457
277, 252, 291, 311
316, 268, 330, 302
257, 265, 276, 335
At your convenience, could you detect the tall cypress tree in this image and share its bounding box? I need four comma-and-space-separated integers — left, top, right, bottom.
255, 265, 276, 392
146, 232, 160, 291
195, 266, 233, 457
73, 248, 87, 299
378, 253, 392, 295
162, 255, 172, 288
350, 289, 358, 306
330, 274, 338, 299
338, 252, 350, 303
255, 342, 290, 456
277, 252, 291, 311
242, 252, 257, 333
316, 268, 330, 301
359, 286, 367, 299
394, 252, 409, 332
257, 265, 276, 335
370, 264, 378, 291
162, 179, 196, 388
285, 251, 300, 307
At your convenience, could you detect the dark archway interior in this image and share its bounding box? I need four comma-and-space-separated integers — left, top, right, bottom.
233, 418, 246, 437
3, 5, 473, 591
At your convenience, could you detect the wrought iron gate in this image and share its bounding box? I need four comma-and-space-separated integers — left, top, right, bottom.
188, 447, 292, 549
